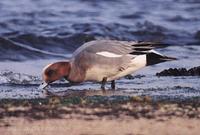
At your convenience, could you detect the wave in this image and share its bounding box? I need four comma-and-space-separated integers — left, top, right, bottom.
0, 33, 95, 61
0, 71, 40, 84
0, 0, 200, 50
0, 20, 199, 61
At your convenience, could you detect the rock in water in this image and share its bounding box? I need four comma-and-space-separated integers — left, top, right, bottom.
156, 66, 200, 76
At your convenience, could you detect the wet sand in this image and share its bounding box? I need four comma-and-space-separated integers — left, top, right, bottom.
0, 96, 200, 135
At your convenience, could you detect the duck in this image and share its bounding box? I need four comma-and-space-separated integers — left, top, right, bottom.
39, 40, 176, 90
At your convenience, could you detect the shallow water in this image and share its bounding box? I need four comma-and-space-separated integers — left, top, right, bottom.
0, 0, 200, 100
0, 45, 199, 99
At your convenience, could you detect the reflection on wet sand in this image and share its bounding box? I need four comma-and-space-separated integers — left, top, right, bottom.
45, 89, 123, 98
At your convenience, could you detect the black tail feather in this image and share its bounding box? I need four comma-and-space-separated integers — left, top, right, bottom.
146, 52, 177, 66
132, 41, 171, 48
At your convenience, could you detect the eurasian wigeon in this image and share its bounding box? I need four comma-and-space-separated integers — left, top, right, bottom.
39, 40, 176, 90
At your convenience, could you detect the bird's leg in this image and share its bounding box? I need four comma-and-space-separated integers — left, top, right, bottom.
101, 77, 107, 90
111, 80, 115, 90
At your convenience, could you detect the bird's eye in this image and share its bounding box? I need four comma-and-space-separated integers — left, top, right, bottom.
45, 69, 56, 77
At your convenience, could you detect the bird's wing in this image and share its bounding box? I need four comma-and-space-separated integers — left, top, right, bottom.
72, 40, 160, 57
71, 40, 162, 76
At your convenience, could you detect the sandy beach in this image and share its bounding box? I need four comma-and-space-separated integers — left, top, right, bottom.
0, 96, 200, 135
1, 116, 200, 135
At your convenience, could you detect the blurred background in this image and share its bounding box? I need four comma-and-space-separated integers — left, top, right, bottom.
0, 0, 200, 99
0, 0, 200, 61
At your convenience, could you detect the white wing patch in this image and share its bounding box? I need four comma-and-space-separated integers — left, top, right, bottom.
96, 51, 122, 58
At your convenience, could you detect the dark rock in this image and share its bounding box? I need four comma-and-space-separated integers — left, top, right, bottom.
188, 67, 200, 76
156, 66, 200, 76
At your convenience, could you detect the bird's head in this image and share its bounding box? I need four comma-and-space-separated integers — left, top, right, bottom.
39, 61, 71, 89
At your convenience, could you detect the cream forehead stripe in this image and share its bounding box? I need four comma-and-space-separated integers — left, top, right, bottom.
96, 51, 122, 58
43, 63, 53, 72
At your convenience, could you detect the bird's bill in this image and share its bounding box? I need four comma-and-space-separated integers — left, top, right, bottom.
38, 82, 49, 89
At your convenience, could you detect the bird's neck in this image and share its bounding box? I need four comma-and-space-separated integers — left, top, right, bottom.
67, 63, 85, 83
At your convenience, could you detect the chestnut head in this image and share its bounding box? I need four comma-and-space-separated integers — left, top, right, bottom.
39, 61, 70, 89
